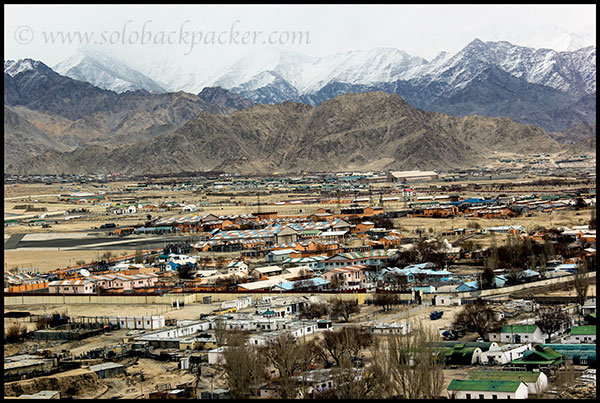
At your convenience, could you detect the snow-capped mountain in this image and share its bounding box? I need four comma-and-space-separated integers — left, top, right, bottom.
13, 38, 596, 132
47, 39, 595, 101
51, 48, 166, 93
414, 39, 596, 96
4, 59, 52, 77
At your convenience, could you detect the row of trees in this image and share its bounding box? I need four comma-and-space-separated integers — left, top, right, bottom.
298, 299, 361, 322
218, 323, 445, 399
479, 233, 564, 289
387, 239, 451, 268
453, 299, 581, 343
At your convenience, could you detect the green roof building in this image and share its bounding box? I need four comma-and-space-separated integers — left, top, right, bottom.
508, 345, 563, 371
470, 370, 549, 395
428, 342, 495, 365
567, 326, 596, 344
540, 344, 596, 367
569, 325, 596, 335
447, 379, 529, 399
496, 324, 545, 343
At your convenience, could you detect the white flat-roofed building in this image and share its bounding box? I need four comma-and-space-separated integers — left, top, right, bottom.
388, 170, 439, 183
447, 379, 529, 399
479, 343, 532, 365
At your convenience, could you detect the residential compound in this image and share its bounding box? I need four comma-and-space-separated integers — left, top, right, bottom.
4, 166, 596, 400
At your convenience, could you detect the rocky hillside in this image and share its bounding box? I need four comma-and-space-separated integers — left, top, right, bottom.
6, 92, 563, 175
54, 40, 593, 133
550, 122, 596, 153
4, 106, 70, 166
197, 86, 253, 110
3, 60, 252, 166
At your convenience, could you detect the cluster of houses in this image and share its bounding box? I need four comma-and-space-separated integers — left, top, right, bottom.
47, 272, 159, 294
11, 219, 591, 298
443, 302, 597, 399
408, 194, 595, 219
118, 292, 595, 400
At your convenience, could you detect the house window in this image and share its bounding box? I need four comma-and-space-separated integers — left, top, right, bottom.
466, 394, 471, 399
492, 395, 498, 399
479, 395, 484, 399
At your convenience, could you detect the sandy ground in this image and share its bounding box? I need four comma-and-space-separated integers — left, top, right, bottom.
64, 358, 197, 399
4, 249, 137, 272
3, 301, 219, 358
542, 284, 596, 298
395, 209, 591, 240
4, 208, 588, 273
4, 179, 592, 277
4, 302, 216, 320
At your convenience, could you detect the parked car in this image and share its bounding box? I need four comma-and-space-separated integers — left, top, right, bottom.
430, 311, 444, 320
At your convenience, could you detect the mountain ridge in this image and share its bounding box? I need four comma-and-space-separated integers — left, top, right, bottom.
6, 91, 565, 176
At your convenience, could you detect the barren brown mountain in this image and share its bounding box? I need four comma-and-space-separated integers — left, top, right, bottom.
6, 92, 563, 175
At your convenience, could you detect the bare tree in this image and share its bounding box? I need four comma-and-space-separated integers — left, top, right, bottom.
552, 361, 577, 398
5, 323, 27, 342
177, 263, 196, 280
297, 268, 312, 279
480, 266, 495, 289
374, 292, 400, 312
453, 300, 505, 339
330, 298, 361, 322
535, 305, 571, 342
35, 315, 52, 330
329, 273, 342, 290
330, 356, 377, 399
214, 317, 227, 345
573, 260, 590, 313
370, 322, 445, 399
315, 327, 373, 368
298, 303, 329, 319
134, 245, 144, 264
264, 333, 317, 399
220, 330, 266, 399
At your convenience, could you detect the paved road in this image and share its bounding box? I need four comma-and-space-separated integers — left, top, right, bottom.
332, 304, 430, 329
4, 234, 25, 249
4, 194, 61, 200
4, 234, 202, 251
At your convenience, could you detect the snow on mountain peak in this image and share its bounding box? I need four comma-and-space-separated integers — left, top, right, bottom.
43, 38, 595, 99
4, 58, 48, 76
51, 48, 166, 93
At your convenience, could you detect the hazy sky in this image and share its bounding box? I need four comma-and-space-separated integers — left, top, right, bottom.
4, 4, 596, 64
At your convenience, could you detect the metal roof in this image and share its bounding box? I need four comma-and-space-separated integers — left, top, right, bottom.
470, 371, 541, 383
89, 362, 124, 372
447, 379, 523, 393
569, 326, 596, 335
